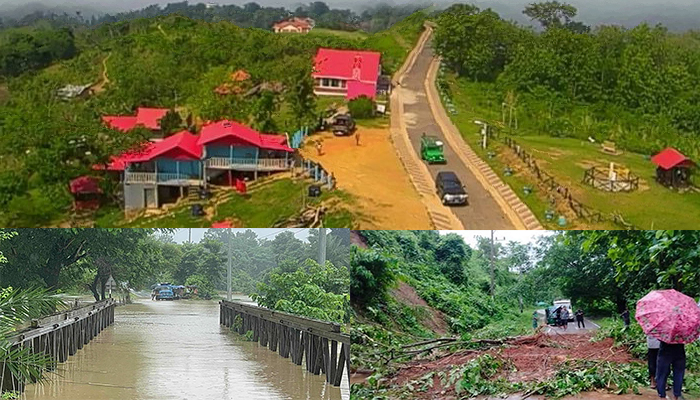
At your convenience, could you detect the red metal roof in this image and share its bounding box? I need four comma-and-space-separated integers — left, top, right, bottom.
136, 108, 170, 130
197, 121, 293, 152
651, 147, 696, 170
130, 131, 202, 162
211, 221, 234, 228
69, 176, 102, 194
313, 48, 381, 83
102, 108, 170, 131
102, 116, 138, 132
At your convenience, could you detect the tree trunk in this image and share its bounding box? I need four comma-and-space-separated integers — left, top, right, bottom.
88, 273, 101, 302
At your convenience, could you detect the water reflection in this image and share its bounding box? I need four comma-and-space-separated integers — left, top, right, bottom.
23, 297, 349, 400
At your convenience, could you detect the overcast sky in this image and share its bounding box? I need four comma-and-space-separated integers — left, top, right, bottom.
172, 228, 310, 243
439, 230, 554, 247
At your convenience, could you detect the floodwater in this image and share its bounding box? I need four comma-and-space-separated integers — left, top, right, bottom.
23, 296, 349, 400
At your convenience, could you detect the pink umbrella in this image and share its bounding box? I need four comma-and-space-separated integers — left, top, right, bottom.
635, 289, 700, 344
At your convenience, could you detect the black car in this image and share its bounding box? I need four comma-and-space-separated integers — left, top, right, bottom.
435, 171, 468, 205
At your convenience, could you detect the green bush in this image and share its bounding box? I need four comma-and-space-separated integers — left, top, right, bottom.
348, 95, 375, 119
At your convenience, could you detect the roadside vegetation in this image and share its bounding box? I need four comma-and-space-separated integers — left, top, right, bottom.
433, 2, 700, 229
350, 230, 700, 399
0, 7, 427, 228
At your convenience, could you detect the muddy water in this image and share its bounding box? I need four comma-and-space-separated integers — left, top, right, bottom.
23, 297, 349, 400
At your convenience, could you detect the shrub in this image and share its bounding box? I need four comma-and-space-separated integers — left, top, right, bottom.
348, 95, 375, 119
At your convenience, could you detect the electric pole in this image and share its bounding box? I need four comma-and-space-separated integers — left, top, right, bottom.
188, 228, 192, 243
318, 228, 327, 267
227, 228, 232, 301
490, 230, 496, 298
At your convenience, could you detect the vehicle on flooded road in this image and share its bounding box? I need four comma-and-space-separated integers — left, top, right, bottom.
435, 171, 468, 206
152, 283, 176, 301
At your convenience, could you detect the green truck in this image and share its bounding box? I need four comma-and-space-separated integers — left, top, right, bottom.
420, 134, 446, 164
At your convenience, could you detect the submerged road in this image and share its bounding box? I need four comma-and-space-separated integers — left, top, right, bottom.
23, 297, 349, 400
400, 39, 515, 229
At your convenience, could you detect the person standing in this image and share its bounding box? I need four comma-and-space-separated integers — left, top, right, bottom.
647, 335, 660, 389
560, 307, 570, 330
554, 306, 562, 328
355, 131, 361, 146
621, 308, 631, 328
575, 309, 585, 329
532, 311, 539, 330
656, 341, 686, 400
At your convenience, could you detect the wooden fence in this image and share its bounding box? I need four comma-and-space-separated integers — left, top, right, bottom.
583, 166, 640, 192
1, 299, 116, 393
220, 301, 350, 387
503, 136, 606, 223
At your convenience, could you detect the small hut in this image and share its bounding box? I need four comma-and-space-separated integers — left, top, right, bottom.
69, 176, 102, 210
651, 147, 696, 189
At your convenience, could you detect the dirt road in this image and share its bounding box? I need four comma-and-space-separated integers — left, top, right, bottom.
399, 38, 515, 229
300, 128, 432, 229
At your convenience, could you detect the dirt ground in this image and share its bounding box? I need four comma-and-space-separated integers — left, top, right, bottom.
386, 332, 636, 400
300, 128, 432, 229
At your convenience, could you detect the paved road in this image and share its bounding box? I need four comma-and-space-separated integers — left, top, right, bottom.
401, 40, 514, 229
536, 309, 600, 335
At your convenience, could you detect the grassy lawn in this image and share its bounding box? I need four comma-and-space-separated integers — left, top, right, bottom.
94, 178, 357, 228
444, 75, 700, 229
309, 28, 368, 40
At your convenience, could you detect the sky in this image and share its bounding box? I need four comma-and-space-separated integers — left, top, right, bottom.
439, 230, 553, 248
172, 228, 310, 243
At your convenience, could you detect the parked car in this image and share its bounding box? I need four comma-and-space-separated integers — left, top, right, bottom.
330, 113, 356, 136
435, 171, 468, 205
547, 299, 575, 324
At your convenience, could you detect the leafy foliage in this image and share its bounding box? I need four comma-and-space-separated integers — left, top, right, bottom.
253, 259, 350, 323
348, 95, 374, 119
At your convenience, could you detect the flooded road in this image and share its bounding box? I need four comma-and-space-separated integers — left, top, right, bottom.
24, 297, 349, 400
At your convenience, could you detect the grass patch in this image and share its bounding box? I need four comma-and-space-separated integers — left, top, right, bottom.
94, 178, 357, 228
444, 75, 700, 229
309, 28, 369, 40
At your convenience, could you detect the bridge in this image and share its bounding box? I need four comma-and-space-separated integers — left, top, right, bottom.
1, 299, 116, 393
220, 300, 350, 386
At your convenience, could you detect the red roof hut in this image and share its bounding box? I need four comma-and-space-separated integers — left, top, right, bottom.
651, 147, 696, 188
69, 176, 102, 210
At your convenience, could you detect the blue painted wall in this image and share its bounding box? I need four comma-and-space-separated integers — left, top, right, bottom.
156, 159, 201, 176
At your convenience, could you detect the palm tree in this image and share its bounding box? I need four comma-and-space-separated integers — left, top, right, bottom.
1, 287, 64, 393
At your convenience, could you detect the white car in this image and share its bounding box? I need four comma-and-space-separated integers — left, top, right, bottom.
553, 299, 575, 322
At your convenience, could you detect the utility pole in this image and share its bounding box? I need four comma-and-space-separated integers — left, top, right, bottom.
318, 228, 327, 267
227, 228, 232, 301
188, 228, 192, 243
490, 230, 496, 298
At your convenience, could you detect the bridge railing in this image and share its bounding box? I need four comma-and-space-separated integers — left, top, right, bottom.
2, 299, 116, 393
219, 300, 350, 387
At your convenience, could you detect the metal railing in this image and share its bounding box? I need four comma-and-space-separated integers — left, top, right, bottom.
205, 157, 291, 171
124, 172, 201, 184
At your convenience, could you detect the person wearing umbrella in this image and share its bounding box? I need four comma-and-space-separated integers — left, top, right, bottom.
636, 289, 700, 400
647, 335, 660, 389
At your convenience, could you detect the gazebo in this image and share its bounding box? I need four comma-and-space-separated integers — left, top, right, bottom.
69, 176, 102, 210
651, 147, 696, 188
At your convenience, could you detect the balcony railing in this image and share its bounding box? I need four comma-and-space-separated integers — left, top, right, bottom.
124, 172, 201, 185
205, 157, 292, 171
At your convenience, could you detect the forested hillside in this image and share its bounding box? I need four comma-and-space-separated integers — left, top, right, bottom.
0, 228, 350, 321
350, 230, 700, 399
0, 12, 427, 227
434, 3, 700, 159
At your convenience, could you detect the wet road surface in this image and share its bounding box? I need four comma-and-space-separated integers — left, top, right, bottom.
23, 297, 349, 400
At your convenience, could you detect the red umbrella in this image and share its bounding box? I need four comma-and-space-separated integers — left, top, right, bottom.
635, 289, 700, 344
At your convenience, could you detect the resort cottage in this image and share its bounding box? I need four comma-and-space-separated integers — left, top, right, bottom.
312, 48, 382, 100
272, 17, 314, 33
100, 120, 294, 212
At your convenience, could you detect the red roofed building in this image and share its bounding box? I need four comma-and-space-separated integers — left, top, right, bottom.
651, 147, 696, 189
69, 176, 102, 210
273, 17, 314, 33
103, 108, 171, 132
199, 120, 294, 185
100, 121, 295, 212
313, 48, 382, 100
